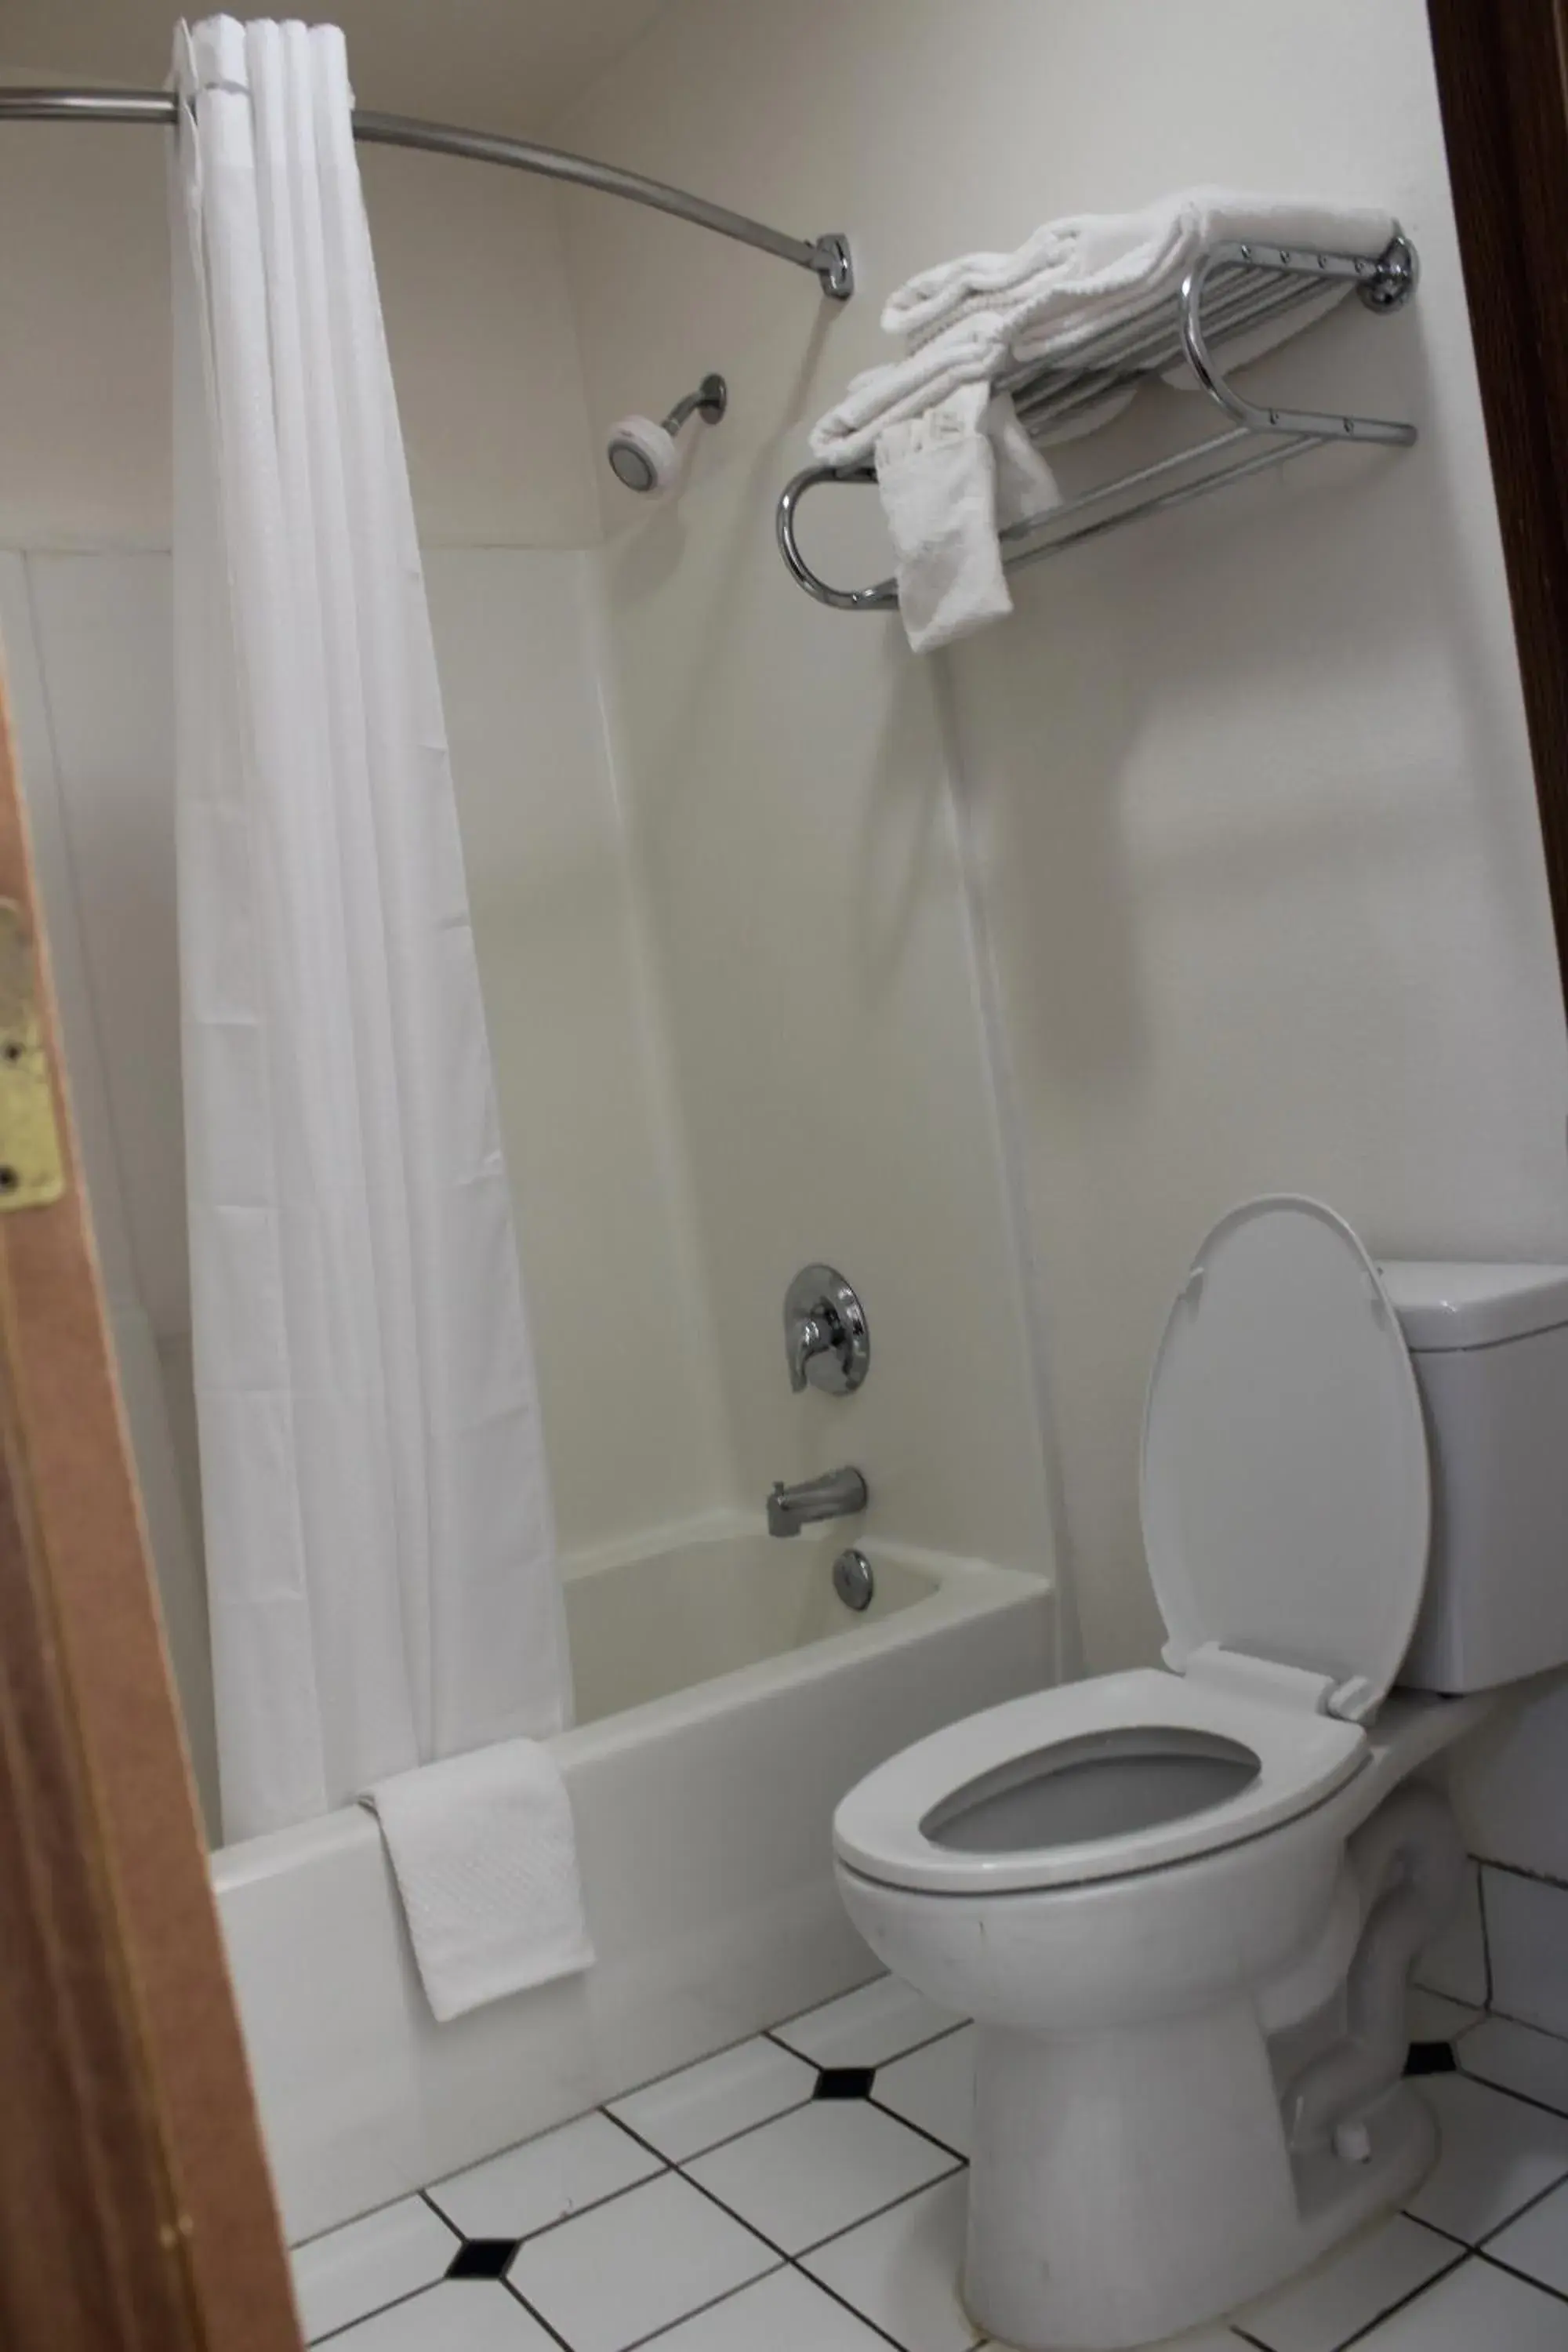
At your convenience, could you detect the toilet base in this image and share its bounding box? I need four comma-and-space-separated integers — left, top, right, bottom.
961, 2011, 1437, 2352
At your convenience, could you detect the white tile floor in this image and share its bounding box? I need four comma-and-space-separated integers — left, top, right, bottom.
292, 1979, 1568, 2351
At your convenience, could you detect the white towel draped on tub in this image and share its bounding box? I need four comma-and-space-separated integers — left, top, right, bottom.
810, 189, 1396, 652
364, 1742, 594, 2022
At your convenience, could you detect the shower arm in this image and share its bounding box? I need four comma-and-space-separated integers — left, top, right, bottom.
0, 87, 855, 302
661, 375, 729, 435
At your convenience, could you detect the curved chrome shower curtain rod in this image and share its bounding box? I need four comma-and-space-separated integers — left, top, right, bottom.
0, 86, 855, 299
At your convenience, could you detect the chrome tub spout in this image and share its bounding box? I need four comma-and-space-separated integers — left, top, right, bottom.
767, 1465, 868, 1537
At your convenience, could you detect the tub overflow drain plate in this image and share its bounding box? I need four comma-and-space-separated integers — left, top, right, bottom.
833, 1548, 874, 1612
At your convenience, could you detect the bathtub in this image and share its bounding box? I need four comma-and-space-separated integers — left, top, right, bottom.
214, 1523, 1053, 2241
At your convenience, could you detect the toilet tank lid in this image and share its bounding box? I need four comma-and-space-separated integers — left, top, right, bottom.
1377, 1261, 1568, 1351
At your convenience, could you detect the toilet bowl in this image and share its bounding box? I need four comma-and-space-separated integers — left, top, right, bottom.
833, 1197, 1568, 2351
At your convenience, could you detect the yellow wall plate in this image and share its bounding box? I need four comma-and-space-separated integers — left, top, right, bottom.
0, 899, 64, 1210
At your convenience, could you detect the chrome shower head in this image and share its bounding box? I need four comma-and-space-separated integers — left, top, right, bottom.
606, 372, 727, 494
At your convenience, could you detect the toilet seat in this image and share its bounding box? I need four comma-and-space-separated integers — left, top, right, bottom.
833, 1665, 1367, 1894
836, 1198, 1433, 1902
1142, 1196, 1430, 1722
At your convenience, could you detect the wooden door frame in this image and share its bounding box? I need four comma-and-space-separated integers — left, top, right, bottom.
0, 666, 299, 2351
1428, 0, 1568, 1010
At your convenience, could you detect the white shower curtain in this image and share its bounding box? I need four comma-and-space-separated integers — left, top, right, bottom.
170, 16, 569, 1843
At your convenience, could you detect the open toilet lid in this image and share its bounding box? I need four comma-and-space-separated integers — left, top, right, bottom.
1142, 1196, 1431, 1721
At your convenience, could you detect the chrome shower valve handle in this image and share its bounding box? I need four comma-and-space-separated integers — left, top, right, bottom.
782, 1264, 869, 1395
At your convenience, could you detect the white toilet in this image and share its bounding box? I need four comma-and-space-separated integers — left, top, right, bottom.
833, 1196, 1568, 2352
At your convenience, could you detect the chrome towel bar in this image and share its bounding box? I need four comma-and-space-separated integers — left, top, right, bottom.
777, 232, 1418, 611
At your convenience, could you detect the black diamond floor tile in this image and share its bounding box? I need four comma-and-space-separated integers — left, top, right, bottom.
446, 2238, 522, 2279
1405, 2041, 1460, 2077
814, 2066, 877, 2100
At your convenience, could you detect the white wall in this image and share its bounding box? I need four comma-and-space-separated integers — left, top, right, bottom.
558, 0, 1568, 1864
584, 485, 1060, 1582
546, 34, 1070, 1594
423, 546, 730, 1549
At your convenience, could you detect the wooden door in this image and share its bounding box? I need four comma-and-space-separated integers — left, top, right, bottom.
0, 659, 301, 2350
1428, 0, 1568, 1010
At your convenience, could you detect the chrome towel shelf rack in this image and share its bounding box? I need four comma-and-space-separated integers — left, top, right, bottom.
777, 231, 1419, 612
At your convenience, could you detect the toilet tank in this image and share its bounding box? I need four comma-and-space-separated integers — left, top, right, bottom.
1378, 1260, 1568, 1693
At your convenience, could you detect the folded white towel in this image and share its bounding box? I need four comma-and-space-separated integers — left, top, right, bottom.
884, 189, 1396, 348
810, 191, 1396, 474
362, 1740, 593, 2023
875, 387, 1058, 653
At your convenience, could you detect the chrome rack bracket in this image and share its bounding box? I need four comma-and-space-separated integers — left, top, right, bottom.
1179, 236, 1420, 448
811, 233, 855, 302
